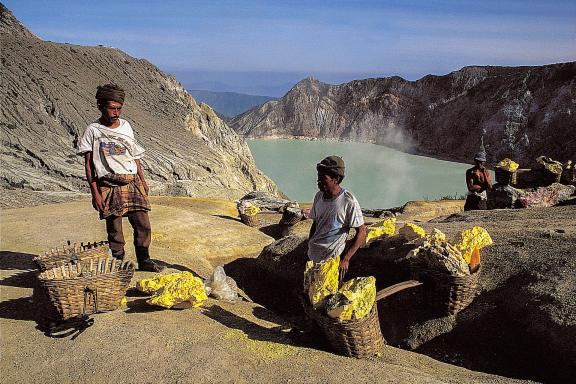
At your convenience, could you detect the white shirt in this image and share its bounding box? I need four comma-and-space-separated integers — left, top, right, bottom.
77, 119, 145, 178
308, 189, 364, 264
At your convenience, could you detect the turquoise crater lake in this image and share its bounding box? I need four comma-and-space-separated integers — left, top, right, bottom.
247, 139, 475, 209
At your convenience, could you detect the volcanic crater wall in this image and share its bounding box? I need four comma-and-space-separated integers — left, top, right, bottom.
0, 4, 280, 199
230, 65, 576, 167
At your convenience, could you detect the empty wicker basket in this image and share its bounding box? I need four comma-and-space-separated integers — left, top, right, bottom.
239, 213, 259, 227
35, 242, 111, 271
414, 266, 481, 315
39, 257, 134, 320
302, 296, 385, 358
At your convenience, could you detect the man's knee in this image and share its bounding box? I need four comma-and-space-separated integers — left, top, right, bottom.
129, 211, 151, 230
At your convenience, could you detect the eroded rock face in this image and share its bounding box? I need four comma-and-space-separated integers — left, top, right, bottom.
0, 6, 280, 199
230, 65, 576, 167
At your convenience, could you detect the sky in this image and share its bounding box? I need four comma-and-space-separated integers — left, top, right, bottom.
4, 0, 576, 96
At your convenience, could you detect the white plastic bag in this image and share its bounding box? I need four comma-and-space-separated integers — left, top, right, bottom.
205, 266, 239, 303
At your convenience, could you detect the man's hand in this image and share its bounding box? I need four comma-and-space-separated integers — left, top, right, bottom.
91, 192, 104, 212
339, 256, 350, 280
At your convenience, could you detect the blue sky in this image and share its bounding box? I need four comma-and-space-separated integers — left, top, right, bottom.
5, 0, 575, 96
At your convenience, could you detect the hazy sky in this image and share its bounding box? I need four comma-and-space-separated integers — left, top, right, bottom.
5, 0, 576, 96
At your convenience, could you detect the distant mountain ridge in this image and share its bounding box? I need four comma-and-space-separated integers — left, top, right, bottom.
189, 90, 276, 118
230, 65, 576, 166
0, 4, 280, 199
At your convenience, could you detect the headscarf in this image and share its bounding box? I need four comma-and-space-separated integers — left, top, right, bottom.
96, 84, 125, 104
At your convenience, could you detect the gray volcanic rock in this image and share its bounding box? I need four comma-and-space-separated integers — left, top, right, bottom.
0, 5, 280, 199
230, 64, 576, 167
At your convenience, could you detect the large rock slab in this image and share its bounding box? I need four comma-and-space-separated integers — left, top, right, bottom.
0, 200, 274, 276
399, 200, 464, 222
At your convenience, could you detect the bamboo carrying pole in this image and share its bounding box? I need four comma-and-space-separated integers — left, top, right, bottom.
375, 280, 422, 302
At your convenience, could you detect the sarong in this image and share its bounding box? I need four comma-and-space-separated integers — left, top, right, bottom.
99, 174, 150, 219
464, 194, 487, 211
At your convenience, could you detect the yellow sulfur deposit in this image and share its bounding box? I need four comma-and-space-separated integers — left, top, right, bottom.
326, 276, 376, 321
454, 226, 493, 264
237, 201, 260, 217
147, 271, 208, 309
303, 256, 340, 309
136, 272, 187, 294
536, 156, 563, 175
426, 228, 446, 246
399, 223, 426, 241
497, 158, 520, 173
366, 217, 396, 243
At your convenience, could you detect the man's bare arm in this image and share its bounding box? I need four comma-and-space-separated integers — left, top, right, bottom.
84, 152, 103, 212
339, 224, 367, 274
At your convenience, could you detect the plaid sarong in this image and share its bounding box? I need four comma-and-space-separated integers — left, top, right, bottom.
99, 174, 150, 219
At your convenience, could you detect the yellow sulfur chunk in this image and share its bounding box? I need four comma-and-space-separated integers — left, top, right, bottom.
147, 272, 208, 309
366, 218, 396, 243
536, 156, 563, 175
497, 158, 520, 173
303, 256, 340, 309
399, 223, 426, 241
237, 201, 260, 216
425, 228, 446, 246
326, 276, 376, 321
136, 272, 187, 294
454, 226, 493, 264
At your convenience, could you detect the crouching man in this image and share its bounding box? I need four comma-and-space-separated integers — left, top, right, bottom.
308, 156, 366, 277
77, 83, 164, 272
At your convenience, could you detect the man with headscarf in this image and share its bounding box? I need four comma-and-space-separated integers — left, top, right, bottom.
464, 151, 492, 211
77, 84, 164, 272
308, 155, 366, 277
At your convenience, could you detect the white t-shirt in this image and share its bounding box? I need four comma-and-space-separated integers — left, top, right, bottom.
307, 189, 364, 264
77, 119, 145, 178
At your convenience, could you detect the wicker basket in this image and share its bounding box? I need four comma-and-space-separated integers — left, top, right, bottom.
495, 168, 516, 185
302, 296, 385, 358
414, 266, 481, 315
39, 257, 134, 320
35, 242, 111, 271
240, 213, 259, 227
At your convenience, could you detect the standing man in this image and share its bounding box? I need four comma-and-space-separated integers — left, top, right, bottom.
308, 156, 366, 277
464, 151, 492, 211
77, 84, 164, 272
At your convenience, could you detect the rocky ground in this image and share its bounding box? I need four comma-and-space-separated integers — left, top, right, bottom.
2, 189, 556, 384
2, 189, 574, 383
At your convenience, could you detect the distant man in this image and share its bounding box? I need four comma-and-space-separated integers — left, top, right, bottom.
77, 83, 164, 272
464, 151, 492, 211
308, 156, 366, 276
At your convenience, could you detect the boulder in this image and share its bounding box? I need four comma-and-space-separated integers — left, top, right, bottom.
523, 183, 575, 208
239, 191, 291, 211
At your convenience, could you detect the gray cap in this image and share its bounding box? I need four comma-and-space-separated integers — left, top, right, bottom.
474, 151, 487, 162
